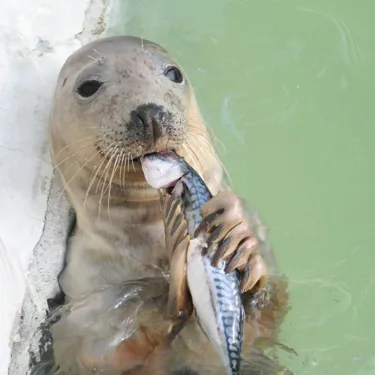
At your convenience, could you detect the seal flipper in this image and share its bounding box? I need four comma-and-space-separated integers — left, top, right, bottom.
159, 189, 194, 339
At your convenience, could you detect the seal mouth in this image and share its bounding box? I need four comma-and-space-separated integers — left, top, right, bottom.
95, 141, 179, 167
133, 149, 178, 163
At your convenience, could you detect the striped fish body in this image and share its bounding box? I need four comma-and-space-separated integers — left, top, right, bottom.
187, 238, 244, 375
140, 151, 245, 374
179, 165, 245, 375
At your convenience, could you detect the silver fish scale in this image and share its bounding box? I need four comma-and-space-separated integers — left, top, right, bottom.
183, 169, 211, 217
180, 162, 245, 375
205, 257, 244, 374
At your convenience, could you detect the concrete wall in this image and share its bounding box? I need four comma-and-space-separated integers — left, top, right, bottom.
0, 0, 112, 373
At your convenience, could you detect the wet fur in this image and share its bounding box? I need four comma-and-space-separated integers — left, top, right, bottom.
43, 35, 291, 374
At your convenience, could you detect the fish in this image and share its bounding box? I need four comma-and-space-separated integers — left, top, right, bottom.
141, 150, 245, 375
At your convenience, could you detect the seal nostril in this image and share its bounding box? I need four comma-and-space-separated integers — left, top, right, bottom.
133, 103, 166, 144
151, 116, 163, 141
132, 112, 146, 127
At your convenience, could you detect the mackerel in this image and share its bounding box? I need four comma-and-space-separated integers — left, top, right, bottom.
141, 150, 245, 375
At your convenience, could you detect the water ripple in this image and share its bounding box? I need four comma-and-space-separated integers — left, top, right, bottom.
297, 7, 365, 68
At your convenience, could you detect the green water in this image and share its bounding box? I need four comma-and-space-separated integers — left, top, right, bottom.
107, 1, 375, 374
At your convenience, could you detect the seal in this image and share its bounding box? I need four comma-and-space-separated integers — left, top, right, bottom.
47, 35, 290, 374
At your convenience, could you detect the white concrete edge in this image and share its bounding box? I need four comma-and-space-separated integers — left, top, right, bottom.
0, 1, 113, 374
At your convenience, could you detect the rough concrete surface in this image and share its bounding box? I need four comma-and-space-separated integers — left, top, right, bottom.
0, 0, 112, 373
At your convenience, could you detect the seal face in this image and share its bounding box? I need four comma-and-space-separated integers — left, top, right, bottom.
72, 41, 188, 158
53, 36, 192, 170
51, 36, 221, 214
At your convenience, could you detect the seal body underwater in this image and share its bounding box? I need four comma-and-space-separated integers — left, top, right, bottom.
45, 35, 290, 374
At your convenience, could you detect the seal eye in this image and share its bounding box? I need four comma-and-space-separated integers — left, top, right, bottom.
77, 80, 103, 98
164, 66, 183, 83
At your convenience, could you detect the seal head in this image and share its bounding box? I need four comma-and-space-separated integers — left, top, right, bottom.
51, 35, 221, 208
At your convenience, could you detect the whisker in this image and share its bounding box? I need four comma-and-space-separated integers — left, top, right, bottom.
54, 135, 97, 158
118, 149, 125, 190
181, 143, 200, 175
97, 156, 113, 219
106, 149, 121, 221
187, 144, 204, 173
103, 147, 120, 196
51, 126, 117, 172
54, 149, 102, 205
98, 146, 118, 220
126, 151, 131, 172
83, 141, 116, 208
121, 151, 127, 190
52, 140, 98, 171
188, 117, 225, 151
92, 48, 101, 58
130, 154, 136, 172
93, 112, 114, 197
94, 142, 118, 194
187, 133, 230, 182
